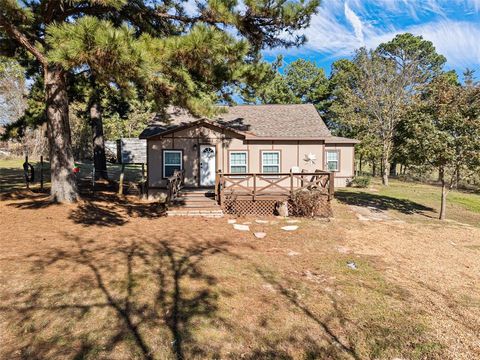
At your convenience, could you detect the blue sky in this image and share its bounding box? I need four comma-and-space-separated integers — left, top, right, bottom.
263, 0, 480, 77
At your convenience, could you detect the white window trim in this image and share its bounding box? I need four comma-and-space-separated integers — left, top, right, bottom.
325, 150, 340, 172
229, 151, 248, 174
163, 150, 183, 178
261, 150, 281, 174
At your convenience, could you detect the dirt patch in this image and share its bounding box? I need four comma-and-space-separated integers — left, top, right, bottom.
0, 191, 479, 359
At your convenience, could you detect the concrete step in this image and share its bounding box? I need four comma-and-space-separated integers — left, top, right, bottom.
173, 196, 217, 202
177, 192, 215, 198
170, 204, 221, 210
167, 209, 224, 218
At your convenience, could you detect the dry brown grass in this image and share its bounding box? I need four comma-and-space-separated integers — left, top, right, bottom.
0, 191, 479, 359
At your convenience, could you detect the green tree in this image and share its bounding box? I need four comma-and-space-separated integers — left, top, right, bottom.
0, 57, 25, 126
329, 34, 446, 186
402, 74, 480, 220
246, 58, 329, 107
0, 0, 319, 202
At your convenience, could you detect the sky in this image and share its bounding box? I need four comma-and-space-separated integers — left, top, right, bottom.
263, 0, 480, 77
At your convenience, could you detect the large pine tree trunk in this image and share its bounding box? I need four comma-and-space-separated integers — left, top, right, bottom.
45, 65, 78, 202
90, 89, 108, 180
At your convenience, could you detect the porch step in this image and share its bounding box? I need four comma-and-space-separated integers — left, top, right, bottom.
177, 191, 215, 198
167, 209, 224, 218
168, 189, 222, 217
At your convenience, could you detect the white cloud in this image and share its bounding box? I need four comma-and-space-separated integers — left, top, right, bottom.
266, 0, 480, 70
344, 2, 364, 44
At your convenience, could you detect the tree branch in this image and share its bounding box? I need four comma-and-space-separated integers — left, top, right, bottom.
0, 16, 47, 66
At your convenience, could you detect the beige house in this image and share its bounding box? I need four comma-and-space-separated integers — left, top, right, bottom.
140, 104, 359, 197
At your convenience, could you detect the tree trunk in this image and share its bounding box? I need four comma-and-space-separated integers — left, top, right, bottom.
381, 142, 390, 186
381, 156, 389, 186
45, 65, 78, 203
390, 161, 397, 176
372, 160, 376, 177
359, 154, 363, 175
90, 87, 108, 180
439, 167, 448, 221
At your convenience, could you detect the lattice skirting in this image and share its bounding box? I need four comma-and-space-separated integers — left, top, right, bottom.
222, 197, 332, 217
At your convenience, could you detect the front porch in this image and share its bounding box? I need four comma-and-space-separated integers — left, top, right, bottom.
164, 169, 335, 216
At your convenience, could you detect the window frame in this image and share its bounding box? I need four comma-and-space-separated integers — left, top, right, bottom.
228, 150, 249, 175
261, 150, 281, 175
162, 149, 183, 179
325, 149, 340, 172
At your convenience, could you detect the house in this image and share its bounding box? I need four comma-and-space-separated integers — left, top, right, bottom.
139, 104, 359, 215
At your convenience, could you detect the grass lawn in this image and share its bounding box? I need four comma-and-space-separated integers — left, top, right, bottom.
0, 161, 479, 359
336, 178, 480, 227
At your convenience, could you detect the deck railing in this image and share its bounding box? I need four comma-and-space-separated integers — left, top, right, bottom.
215, 170, 334, 205
166, 169, 185, 204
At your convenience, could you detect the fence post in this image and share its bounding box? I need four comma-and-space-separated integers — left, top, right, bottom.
40, 155, 44, 191
119, 163, 125, 195
92, 167, 95, 195
290, 170, 294, 196
328, 172, 335, 200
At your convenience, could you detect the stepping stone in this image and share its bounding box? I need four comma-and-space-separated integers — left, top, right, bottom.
346, 261, 357, 270
287, 250, 300, 256
286, 220, 300, 224
254, 232, 267, 239
227, 219, 237, 224
281, 225, 298, 231
336, 246, 350, 254
255, 220, 269, 224
233, 224, 250, 231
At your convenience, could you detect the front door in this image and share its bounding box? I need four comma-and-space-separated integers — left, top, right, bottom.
200, 145, 216, 186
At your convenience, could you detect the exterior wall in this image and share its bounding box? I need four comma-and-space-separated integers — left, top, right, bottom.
147, 124, 356, 191
325, 144, 355, 187
148, 125, 228, 189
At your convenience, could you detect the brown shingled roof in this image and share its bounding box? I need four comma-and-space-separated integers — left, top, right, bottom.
139, 104, 346, 140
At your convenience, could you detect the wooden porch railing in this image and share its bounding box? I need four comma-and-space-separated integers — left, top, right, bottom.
166, 169, 185, 204
215, 170, 334, 205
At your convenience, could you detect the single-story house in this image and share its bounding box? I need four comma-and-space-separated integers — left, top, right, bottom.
139, 104, 359, 200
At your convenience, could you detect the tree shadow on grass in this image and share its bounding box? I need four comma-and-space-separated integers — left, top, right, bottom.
68, 192, 166, 227
0, 233, 232, 360
4, 190, 166, 226
255, 268, 361, 360
335, 191, 435, 216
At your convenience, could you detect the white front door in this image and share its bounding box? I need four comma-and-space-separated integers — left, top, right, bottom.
200, 145, 216, 186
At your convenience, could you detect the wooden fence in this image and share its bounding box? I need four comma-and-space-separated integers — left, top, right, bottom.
215, 170, 334, 205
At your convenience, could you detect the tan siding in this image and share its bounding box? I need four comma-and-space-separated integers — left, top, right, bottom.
147, 124, 355, 189
325, 144, 355, 187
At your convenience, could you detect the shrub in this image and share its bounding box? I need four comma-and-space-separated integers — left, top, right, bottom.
289, 189, 327, 217
351, 176, 371, 188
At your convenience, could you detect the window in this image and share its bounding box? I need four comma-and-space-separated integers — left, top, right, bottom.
261, 151, 280, 174
163, 150, 182, 177
326, 150, 339, 171
229, 151, 248, 174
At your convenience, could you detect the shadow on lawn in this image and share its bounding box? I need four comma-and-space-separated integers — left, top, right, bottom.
0, 234, 230, 360
256, 268, 361, 360
4, 190, 166, 226
335, 191, 434, 216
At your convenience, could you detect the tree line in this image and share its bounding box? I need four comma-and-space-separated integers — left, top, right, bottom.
247, 33, 480, 220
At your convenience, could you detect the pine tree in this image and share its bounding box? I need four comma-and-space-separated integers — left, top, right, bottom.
0, 0, 319, 202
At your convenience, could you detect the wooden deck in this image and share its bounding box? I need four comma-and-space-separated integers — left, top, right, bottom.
164, 169, 334, 216
215, 170, 334, 204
